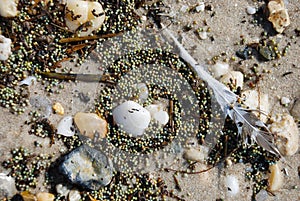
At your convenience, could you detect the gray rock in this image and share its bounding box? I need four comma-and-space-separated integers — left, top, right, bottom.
59, 145, 113, 190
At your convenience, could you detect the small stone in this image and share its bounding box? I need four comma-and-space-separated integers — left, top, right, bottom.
64, 0, 106, 36
267, 164, 283, 191
267, 0, 290, 33
55, 184, 70, 197
220, 71, 244, 89
246, 6, 256, 15
198, 31, 208, 40
59, 145, 113, 190
280, 96, 290, 105
0, 173, 17, 199
68, 190, 81, 201
224, 175, 239, 196
0, 35, 12, 60
57, 116, 75, 137
0, 0, 18, 17
36, 192, 55, 201
195, 2, 205, 12
52, 102, 64, 115
183, 146, 209, 162
269, 113, 299, 156
113, 101, 151, 137
20, 191, 37, 201
209, 62, 230, 79
180, 5, 189, 13
145, 104, 169, 125
19, 76, 37, 86
242, 90, 269, 122
74, 112, 108, 139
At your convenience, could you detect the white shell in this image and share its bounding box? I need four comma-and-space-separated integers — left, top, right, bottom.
209, 62, 229, 79
112, 101, 151, 137
19, 76, 37, 86
145, 104, 169, 125
57, 116, 75, 137
224, 175, 239, 196
0, 35, 12, 61
65, 0, 105, 36
0, 0, 18, 18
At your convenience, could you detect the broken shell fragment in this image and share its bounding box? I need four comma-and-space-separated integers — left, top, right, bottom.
267, 164, 283, 192
64, 0, 105, 36
113, 101, 151, 137
269, 113, 299, 156
145, 104, 169, 125
267, 0, 290, 33
57, 116, 75, 137
209, 62, 230, 79
0, 35, 12, 61
0, 0, 19, 18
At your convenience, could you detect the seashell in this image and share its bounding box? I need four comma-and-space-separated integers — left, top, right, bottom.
0, 35, 12, 61
224, 175, 239, 196
145, 104, 169, 125
267, 164, 283, 191
64, 0, 105, 36
267, 0, 290, 33
0, 0, 18, 18
57, 116, 75, 137
112, 101, 151, 137
209, 62, 230, 79
19, 76, 37, 86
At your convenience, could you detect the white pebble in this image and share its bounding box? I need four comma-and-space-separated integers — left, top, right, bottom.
280, 96, 290, 105
0, 35, 12, 61
180, 5, 189, 13
113, 101, 151, 137
68, 190, 81, 201
183, 146, 209, 162
55, 184, 70, 197
224, 175, 239, 196
0, 0, 18, 17
145, 104, 169, 125
220, 71, 244, 89
209, 62, 229, 79
64, 0, 105, 36
246, 6, 256, 15
195, 2, 205, 12
19, 76, 37, 86
198, 31, 208, 40
57, 116, 75, 137
0, 173, 17, 198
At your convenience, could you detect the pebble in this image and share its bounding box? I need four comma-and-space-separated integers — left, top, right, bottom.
267, 164, 283, 191
267, 0, 290, 33
269, 113, 299, 156
219, 71, 244, 89
20, 191, 37, 201
183, 146, 209, 162
180, 5, 189, 13
59, 145, 113, 190
64, 0, 105, 36
55, 184, 70, 197
242, 90, 269, 122
246, 6, 256, 15
68, 190, 81, 201
195, 2, 205, 12
198, 31, 208, 40
0, 0, 18, 17
74, 112, 108, 139
19, 76, 37, 86
224, 175, 239, 196
209, 62, 230, 79
0, 173, 17, 199
0, 35, 12, 60
52, 102, 64, 115
145, 104, 169, 125
36, 192, 55, 201
280, 96, 291, 105
112, 101, 151, 137
57, 116, 75, 137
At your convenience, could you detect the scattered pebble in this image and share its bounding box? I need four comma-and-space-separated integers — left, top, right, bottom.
55, 184, 70, 197
57, 116, 75, 137
220, 71, 244, 89
280, 96, 291, 105
246, 6, 256, 15
183, 146, 209, 162
209, 62, 230, 79
145, 104, 169, 125
242, 90, 269, 122
36, 192, 55, 201
64, 0, 106, 36
224, 175, 239, 196
0, 173, 17, 199
112, 101, 151, 137
267, 0, 290, 33
52, 102, 64, 115
267, 164, 284, 191
180, 5, 189, 13
270, 113, 299, 156
0, 0, 18, 17
59, 145, 113, 190
19, 76, 37, 86
195, 2, 205, 12
74, 112, 108, 139
68, 190, 81, 201
198, 31, 208, 40
0, 35, 12, 60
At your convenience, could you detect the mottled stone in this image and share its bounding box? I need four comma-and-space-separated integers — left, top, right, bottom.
0, 173, 17, 199
36, 192, 55, 201
74, 112, 108, 139
267, 0, 290, 33
59, 145, 113, 190
52, 102, 64, 115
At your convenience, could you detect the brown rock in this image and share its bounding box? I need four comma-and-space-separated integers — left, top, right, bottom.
52, 102, 64, 115
74, 112, 108, 139
21, 191, 37, 201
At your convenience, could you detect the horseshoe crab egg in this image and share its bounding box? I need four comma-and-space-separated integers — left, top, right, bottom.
112, 101, 151, 137
64, 0, 105, 36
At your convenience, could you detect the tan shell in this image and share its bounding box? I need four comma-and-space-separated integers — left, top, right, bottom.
267, 0, 290, 33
